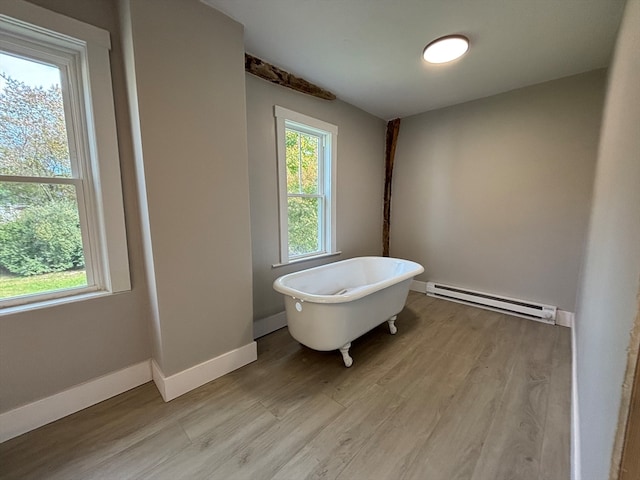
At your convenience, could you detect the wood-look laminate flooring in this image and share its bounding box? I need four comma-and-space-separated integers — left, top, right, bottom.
0, 293, 571, 480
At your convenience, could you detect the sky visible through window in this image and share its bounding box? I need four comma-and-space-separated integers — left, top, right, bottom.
0, 52, 61, 89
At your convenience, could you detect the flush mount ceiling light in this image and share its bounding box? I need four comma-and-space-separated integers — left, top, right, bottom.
423, 35, 469, 64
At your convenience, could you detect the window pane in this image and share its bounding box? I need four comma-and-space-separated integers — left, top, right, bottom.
0, 182, 87, 300
0, 52, 72, 178
285, 128, 319, 195
285, 129, 300, 193
288, 196, 321, 257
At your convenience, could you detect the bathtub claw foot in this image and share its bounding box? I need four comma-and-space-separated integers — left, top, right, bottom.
388, 316, 398, 335
339, 343, 353, 367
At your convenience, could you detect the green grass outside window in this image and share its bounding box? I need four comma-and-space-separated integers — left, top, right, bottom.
0, 270, 87, 300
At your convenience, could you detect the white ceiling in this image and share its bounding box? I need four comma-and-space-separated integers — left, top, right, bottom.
202, 0, 626, 120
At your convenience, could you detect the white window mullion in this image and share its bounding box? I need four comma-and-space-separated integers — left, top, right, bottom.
61, 44, 104, 291
326, 133, 336, 254
317, 134, 326, 254
318, 195, 325, 253
287, 193, 323, 199
72, 181, 94, 286
58, 60, 81, 178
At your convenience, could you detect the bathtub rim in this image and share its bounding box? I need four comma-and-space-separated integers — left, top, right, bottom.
272, 256, 424, 304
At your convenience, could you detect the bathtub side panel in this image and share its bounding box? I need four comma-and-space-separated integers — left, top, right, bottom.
285, 279, 412, 351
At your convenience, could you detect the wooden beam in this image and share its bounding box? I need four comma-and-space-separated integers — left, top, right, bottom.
245, 53, 336, 101
382, 118, 401, 257
617, 300, 640, 480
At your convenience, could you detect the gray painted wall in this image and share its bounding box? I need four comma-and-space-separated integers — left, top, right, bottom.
0, 0, 151, 413
390, 70, 606, 311
122, 0, 254, 376
1, 0, 257, 413
245, 74, 386, 321
574, 0, 640, 478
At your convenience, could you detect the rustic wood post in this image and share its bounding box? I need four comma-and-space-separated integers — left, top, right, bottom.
245, 53, 336, 100
382, 118, 401, 257
617, 304, 640, 480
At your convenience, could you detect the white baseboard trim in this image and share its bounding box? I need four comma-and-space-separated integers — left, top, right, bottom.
410, 280, 427, 293
253, 311, 287, 339
152, 341, 257, 402
0, 360, 151, 443
556, 310, 575, 328
151, 360, 168, 401
571, 318, 581, 480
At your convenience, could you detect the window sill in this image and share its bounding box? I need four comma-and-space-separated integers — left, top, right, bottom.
272, 251, 342, 268
0, 288, 113, 316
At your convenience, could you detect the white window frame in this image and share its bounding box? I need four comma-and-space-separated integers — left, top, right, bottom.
0, 1, 130, 312
274, 106, 338, 265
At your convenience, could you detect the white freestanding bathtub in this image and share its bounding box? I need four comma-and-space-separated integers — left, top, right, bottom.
273, 256, 424, 367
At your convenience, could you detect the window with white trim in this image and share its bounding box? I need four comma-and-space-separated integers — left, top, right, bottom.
0, 2, 130, 310
275, 106, 337, 264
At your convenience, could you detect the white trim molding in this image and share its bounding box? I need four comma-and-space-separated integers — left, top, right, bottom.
410, 280, 428, 294
556, 310, 575, 328
0, 343, 260, 442
0, 360, 151, 443
272, 251, 342, 268
254, 311, 287, 339
152, 342, 257, 402
571, 319, 581, 480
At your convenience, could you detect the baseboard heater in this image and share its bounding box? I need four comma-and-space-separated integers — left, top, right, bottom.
426, 282, 556, 324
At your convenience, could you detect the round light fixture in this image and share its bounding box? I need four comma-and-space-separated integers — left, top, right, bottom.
423, 35, 469, 64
